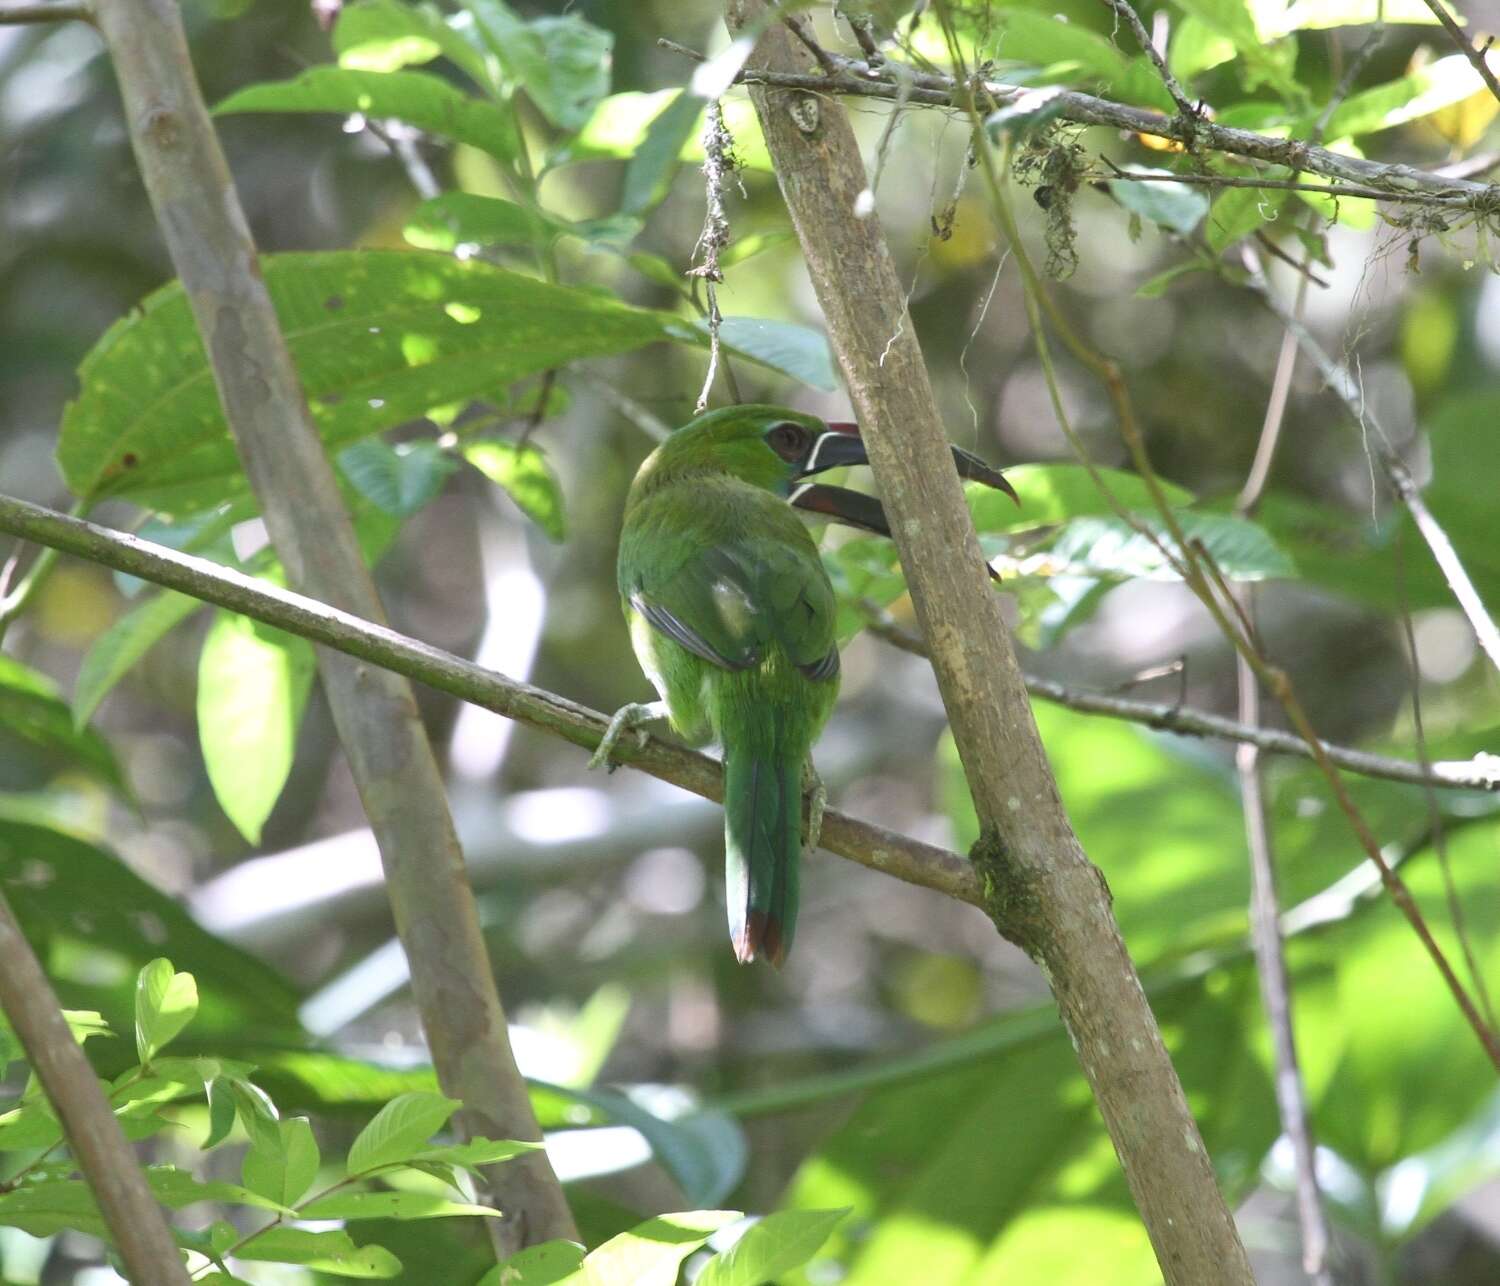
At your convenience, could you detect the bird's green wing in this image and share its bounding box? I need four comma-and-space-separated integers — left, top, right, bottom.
621, 490, 839, 679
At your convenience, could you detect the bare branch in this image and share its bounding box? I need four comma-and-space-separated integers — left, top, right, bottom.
0, 891, 191, 1285
0, 493, 984, 909
727, 4, 1255, 1280
1251, 278, 1500, 678
1419, 0, 1500, 108
0, 1, 91, 22
90, 0, 573, 1249
1106, 167, 1464, 210
655, 44, 1500, 210
859, 608, 1500, 791
1100, 0, 1198, 122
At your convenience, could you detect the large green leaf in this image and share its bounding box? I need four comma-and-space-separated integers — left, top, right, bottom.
0, 654, 125, 792
242, 1116, 321, 1207
1320, 54, 1484, 140
783, 973, 1274, 1285
708, 318, 839, 392
197, 608, 316, 846
235, 1226, 402, 1275
0, 821, 302, 1028
58, 252, 680, 516
215, 68, 519, 164
403, 192, 641, 253
1035, 511, 1295, 581
621, 89, 705, 215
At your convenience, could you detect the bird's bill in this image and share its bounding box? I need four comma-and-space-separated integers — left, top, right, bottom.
790, 481, 1004, 584
788, 483, 891, 537
799, 423, 1021, 504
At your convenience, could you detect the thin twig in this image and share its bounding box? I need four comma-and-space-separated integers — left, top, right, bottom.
858, 605, 1500, 790
1395, 529, 1497, 1027
1101, 0, 1198, 122
0, 492, 984, 908
578, 373, 673, 442
1251, 277, 1500, 678
0, 890, 192, 1284
1233, 254, 1333, 1286
1313, 26, 1387, 140
1105, 167, 1464, 209
1419, 0, 1500, 108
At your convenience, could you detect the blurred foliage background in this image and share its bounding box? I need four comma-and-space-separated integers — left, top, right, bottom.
2, 0, 1500, 1281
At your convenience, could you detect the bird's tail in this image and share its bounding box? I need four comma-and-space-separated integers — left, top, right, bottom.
720, 708, 804, 969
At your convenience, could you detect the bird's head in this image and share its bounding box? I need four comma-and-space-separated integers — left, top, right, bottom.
632, 404, 1017, 508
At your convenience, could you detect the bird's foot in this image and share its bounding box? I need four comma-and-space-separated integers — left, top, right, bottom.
803, 760, 827, 852
588, 701, 668, 772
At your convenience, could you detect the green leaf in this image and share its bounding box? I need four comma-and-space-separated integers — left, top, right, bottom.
786, 972, 1273, 1285
465, 0, 612, 129
1167, 14, 1235, 81
338, 439, 457, 517
709, 317, 838, 391
299, 1190, 502, 1220
73, 588, 202, 728
0, 1180, 112, 1241
621, 89, 704, 215
695, 1208, 850, 1286
242, 1116, 320, 1206
463, 439, 567, 541
412, 1135, 542, 1170
0, 821, 300, 1029
333, 0, 494, 92
1135, 259, 1211, 297
1206, 183, 1289, 253
1038, 511, 1294, 581
347, 1091, 461, 1175
134, 958, 198, 1064
215, 68, 518, 165
478, 1240, 585, 1286
988, 9, 1128, 83
1108, 171, 1210, 235
236, 1227, 402, 1276
59, 251, 687, 517
1321, 54, 1487, 139
197, 607, 316, 845
145, 1165, 294, 1214
578, 1211, 742, 1286
0, 654, 124, 791
403, 192, 554, 252
1167, 0, 1302, 97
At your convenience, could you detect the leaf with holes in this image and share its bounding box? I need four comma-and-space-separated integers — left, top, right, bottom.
58, 252, 691, 517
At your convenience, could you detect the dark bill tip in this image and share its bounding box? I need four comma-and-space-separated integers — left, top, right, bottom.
952, 444, 1021, 505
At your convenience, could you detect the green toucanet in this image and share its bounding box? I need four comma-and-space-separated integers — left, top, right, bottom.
593, 404, 1016, 966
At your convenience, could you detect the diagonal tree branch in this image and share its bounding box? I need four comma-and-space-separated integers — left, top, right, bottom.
724, 4, 1254, 1282
861, 610, 1500, 791
690, 49, 1500, 210
0, 890, 191, 1284
1418, 0, 1500, 108
0, 493, 983, 908
89, 0, 572, 1250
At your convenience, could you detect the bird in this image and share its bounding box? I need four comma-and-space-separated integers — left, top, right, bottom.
591, 404, 1017, 966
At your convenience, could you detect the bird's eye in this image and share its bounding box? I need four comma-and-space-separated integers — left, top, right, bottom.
766, 422, 809, 460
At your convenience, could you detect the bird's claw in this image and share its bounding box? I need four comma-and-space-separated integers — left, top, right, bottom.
589, 701, 666, 771
803, 761, 827, 852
